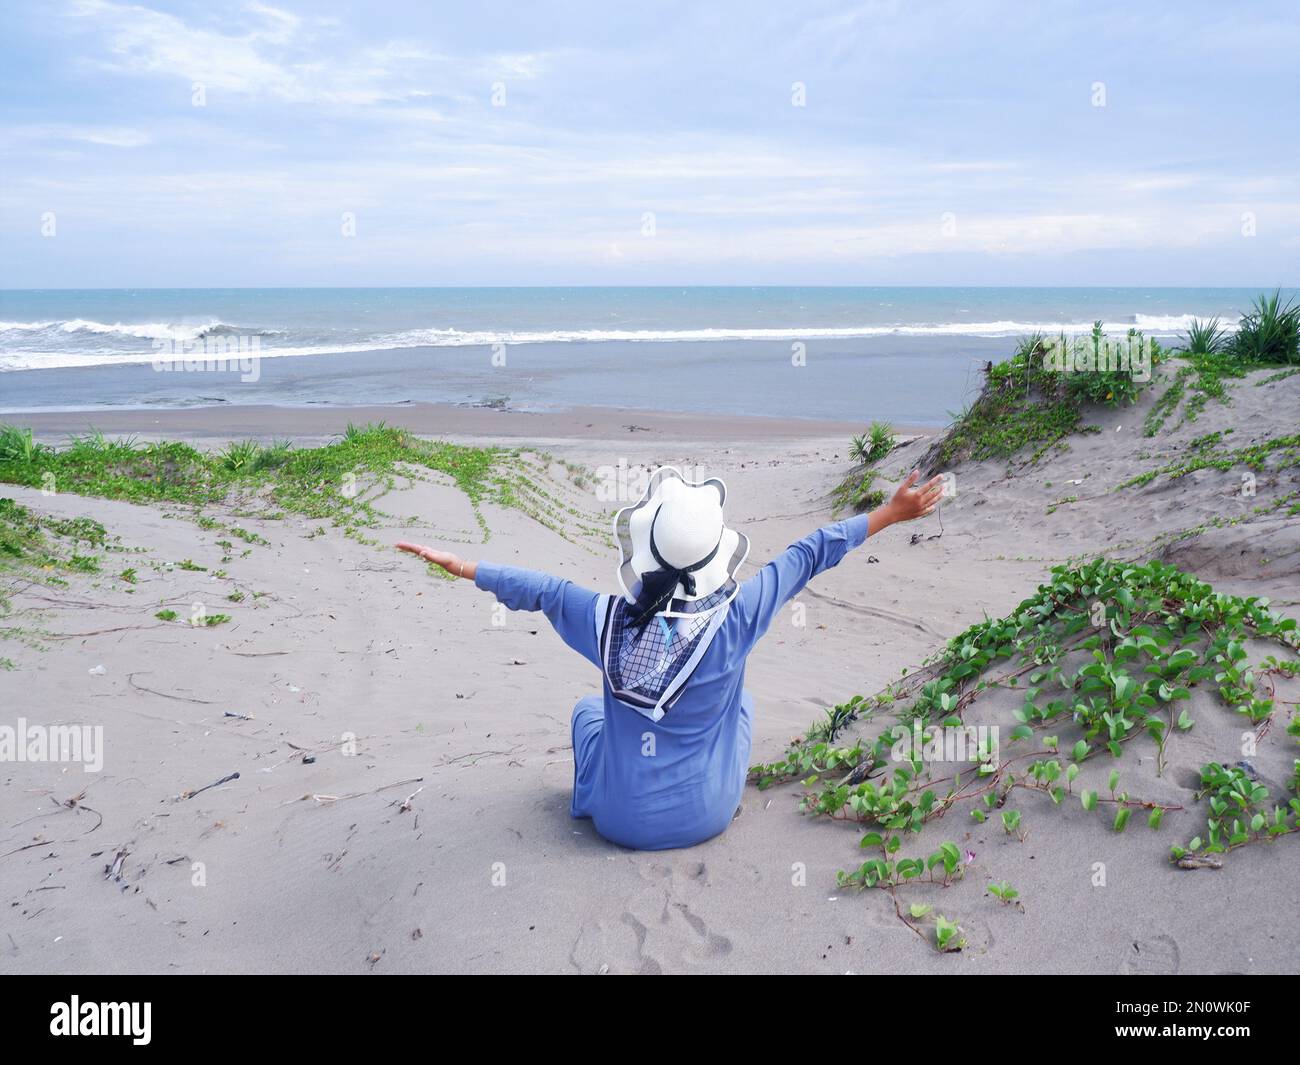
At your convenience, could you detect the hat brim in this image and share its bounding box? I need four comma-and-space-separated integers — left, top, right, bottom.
613, 466, 749, 618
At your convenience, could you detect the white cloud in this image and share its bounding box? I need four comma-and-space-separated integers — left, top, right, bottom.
7, 123, 152, 147
68, 0, 308, 98
7, 0, 1295, 284
64, 0, 545, 106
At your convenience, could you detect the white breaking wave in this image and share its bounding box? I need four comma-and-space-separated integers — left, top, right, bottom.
0, 318, 280, 342
371, 316, 1235, 347
0, 314, 1239, 372
1132, 313, 1238, 332
58, 318, 224, 341
0, 342, 386, 372
0, 320, 56, 331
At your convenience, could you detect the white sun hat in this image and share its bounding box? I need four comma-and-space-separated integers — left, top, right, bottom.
613, 466, 749, 625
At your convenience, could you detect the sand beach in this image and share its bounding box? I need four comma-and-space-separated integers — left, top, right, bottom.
2, 358, 1297, 974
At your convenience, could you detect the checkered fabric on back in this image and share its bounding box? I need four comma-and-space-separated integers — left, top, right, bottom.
607, 587, 729, 703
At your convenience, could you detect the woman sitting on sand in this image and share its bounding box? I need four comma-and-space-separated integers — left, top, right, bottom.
397, 466, 943, 851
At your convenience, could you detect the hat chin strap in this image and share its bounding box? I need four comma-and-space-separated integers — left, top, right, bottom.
628, 506, 722, 630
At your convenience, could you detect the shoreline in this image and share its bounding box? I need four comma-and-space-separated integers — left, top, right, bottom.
0, 335, 1008, 428
0, 401, 921, 447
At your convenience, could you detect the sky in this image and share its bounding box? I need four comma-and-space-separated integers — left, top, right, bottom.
1, 0, 1298, 288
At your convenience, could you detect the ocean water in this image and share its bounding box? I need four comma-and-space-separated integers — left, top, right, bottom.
0, 287, 1290, 425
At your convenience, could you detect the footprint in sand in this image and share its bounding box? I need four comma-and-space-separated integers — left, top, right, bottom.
947, 914, 994, 954
568, 857, 733, 973
1120, 933, 1180, 975
569, 913, 660, 975
855, 892, 906, 934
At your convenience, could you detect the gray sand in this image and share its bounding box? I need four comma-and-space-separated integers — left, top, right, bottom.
1, 366, 1297, 974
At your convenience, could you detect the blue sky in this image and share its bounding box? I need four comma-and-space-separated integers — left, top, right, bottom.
2, 0, 1297, 287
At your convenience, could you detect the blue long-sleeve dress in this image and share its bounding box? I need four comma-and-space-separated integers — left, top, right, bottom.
473, 513, 871, 850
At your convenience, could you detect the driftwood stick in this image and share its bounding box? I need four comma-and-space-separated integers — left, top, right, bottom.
47, 624, 166, 639
174, 771, 240, 802
128, 672, 218, 704
281, 776, 425, 808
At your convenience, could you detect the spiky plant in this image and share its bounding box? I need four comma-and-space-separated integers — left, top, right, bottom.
218, 439, 262, 472
0, 425, 42, 464
1184, 317, 1228, 355
867, 421, 895, 463
253, 438, 294, 471
1229, 290, 1300, 365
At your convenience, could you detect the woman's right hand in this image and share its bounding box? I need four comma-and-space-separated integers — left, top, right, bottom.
396, 541, 475, 579
887, 470, 946, 522
867, 470, 947, 534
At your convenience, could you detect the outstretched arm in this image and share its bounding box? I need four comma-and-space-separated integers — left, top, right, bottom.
397, 543, 478, 581
735, 470, 944, 649
396, 542, 601, 666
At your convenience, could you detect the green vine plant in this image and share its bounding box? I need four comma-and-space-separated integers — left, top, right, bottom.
749, 558, 1300, 950
1171, 713, 1300, 867
905, 904, 966, 952
986, 881, 1020, 907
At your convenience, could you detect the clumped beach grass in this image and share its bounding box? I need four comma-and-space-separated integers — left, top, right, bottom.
916, 293, 1299, 460
0, 424, 610, 668
0, 423, 563, 544
1148, 351, 1253, 434
849, 421, 895, 466
0, 496, 108, 575
1185, 317, 1229, 356
1183, 292, 1299, 368
0, 496, 116, 667
924, 327, 1161, 472
1144, 293, 1300, 435
836, 322, 1188, 510
1227, 289, 1300, 366
834, 421, 895, 515
1119, 431, 1300, 489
